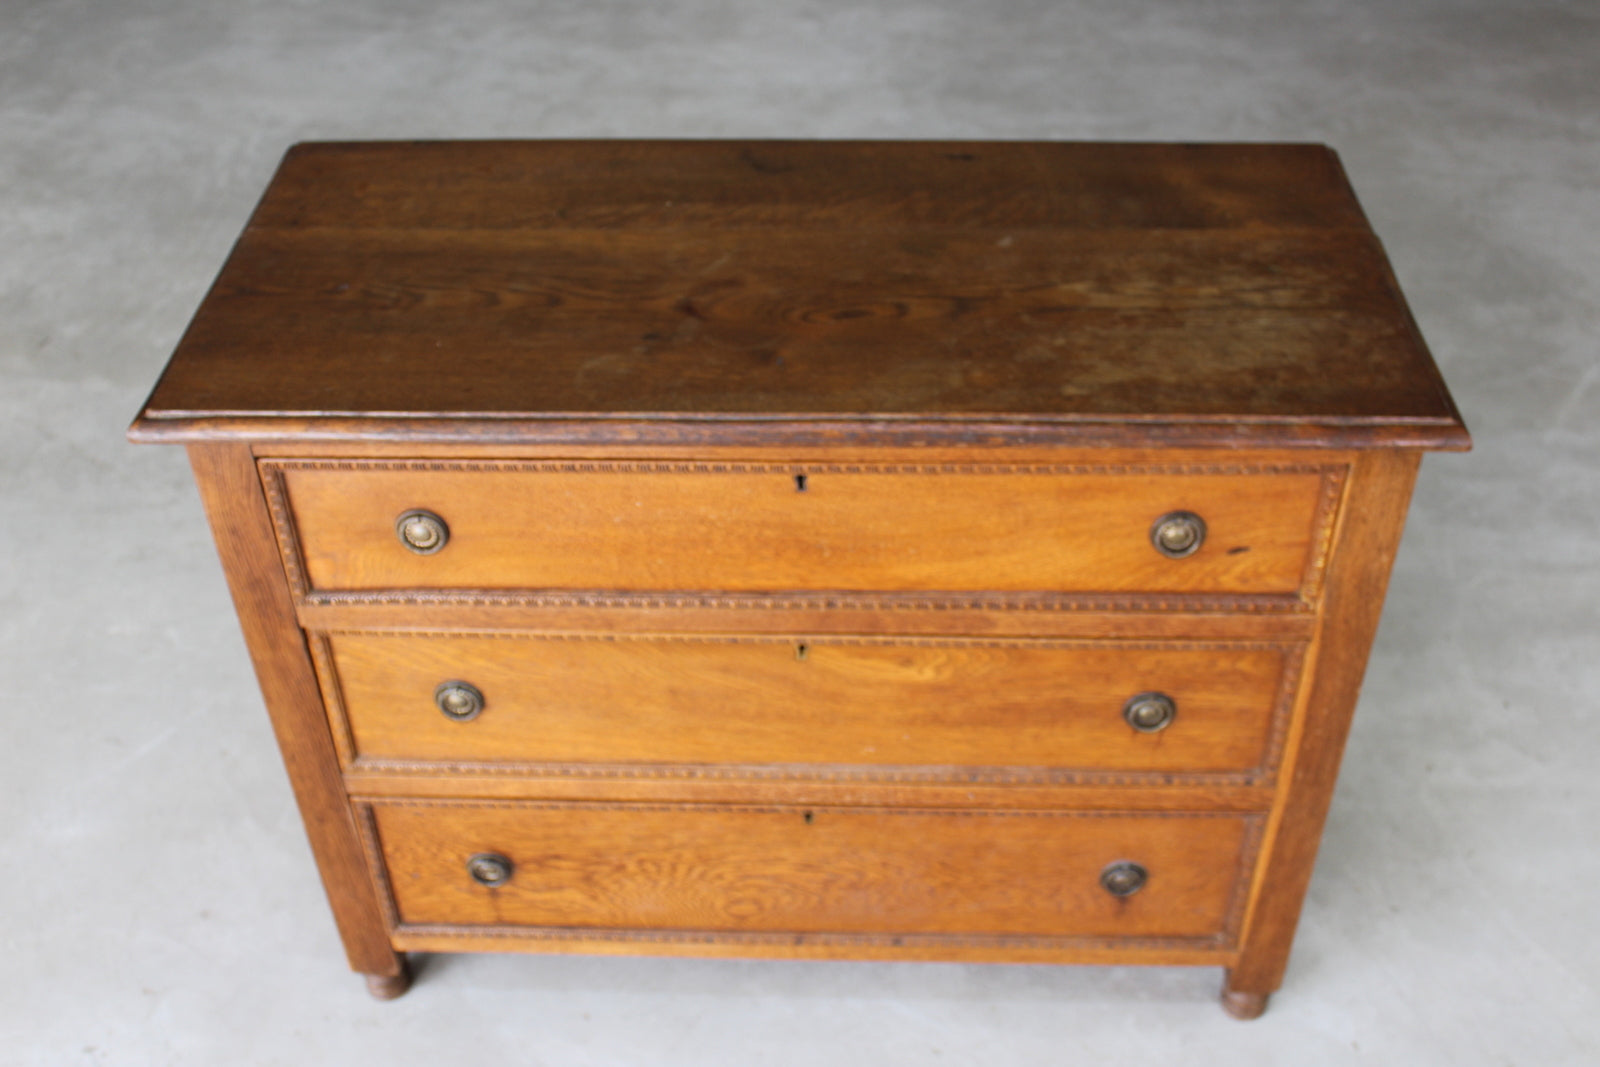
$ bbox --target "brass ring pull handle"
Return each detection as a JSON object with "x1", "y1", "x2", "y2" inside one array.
[
  {"x1": 1150, "y1": 510, "x2": 1205, "y2": 558},
  {"x1": 395, "y1": 509, "x2": 449, "y2": 554},
  {"x1": 1100, "y1": 861, "x2": 1148, "y2": 898},
  {"x1": 435, "y1": 681, "x2": 484, "y2": 722},
  {"x1": 467, "y1": 852, "x2": 513, "y2": 887},
  {"x1": 1122, "y1": 692, "x2": 1176, "y2": 733}
]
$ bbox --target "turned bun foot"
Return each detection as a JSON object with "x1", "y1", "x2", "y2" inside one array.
[
  {"x1": 364, "y1": 958, "x2": 413, "y2": 1000},
  {"x1": 1220, "y1": 988, "x2": 1269, "y2": 1020}
]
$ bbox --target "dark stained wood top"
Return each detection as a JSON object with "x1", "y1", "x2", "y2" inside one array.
[{"x1": 130, "y1": 140, "x2": 1469, "y2": 449}]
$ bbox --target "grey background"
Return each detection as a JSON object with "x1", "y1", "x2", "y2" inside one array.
[{"x1": 3, "y1": 1, "x2": 1596, "y2": 1063}]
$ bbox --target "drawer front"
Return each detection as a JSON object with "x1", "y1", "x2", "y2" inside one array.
[
  {"x1": 368, "y1": 801, "x2": 1258, "y2": 942},
  {"x1": 324, "y1": 633, "x2": 1295, "y2": 778},
  {"x1": 270, "y1": 460, "x2": 1336, "y2": 596}
]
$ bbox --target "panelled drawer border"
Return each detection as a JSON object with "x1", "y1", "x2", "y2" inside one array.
[
  {"x1": 302, "y1": 587, "x2": 1317, "y2": 617},
  {"x1": 352, "y1": 800, "x2": 1266, "y2": 954},
  {"x1": 311, "y1": 631, "x2": 1306, "y2": 789},
  {"x1": 260, "y1": 458, "x2": 1347, "y2": 610}
]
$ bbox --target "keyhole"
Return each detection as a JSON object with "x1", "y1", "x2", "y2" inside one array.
[
  {"x1": 795, "y1": 642, "x2": 809, "y2": 661},
  {"x1": 794, "y1": 473, "x2": 807, "y2": 492},
  {"x1": 803, "y1": 811, "x2": 815, "y2": 825}
]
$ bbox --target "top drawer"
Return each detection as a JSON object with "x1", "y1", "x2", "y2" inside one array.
[{"x1": 264, "y1": 460, "x2": 1340, "y2": 597}]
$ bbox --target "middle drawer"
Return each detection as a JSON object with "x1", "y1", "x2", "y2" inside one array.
[{"x1": 320, "y1": 633, "x2": 1297, "y2": 778}]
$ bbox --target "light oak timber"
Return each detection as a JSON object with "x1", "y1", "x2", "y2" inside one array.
[
  {"x1": 387, "y1": 929, "x2": 1239, "y2": 967},
  {"x1": 270, "y1": 460, "x2": 1335, "y2": 597},
  {"x1": 364, "y1": 964, "x2": 413, "y2": 1001},
  {"x1": 343, "y1": 773, "x2": 1278, "y2": 811},
  {"x1": 363, "y1": 801, "x2": 1261, "y2": 942},
  {"x1": 185, "y1": 443, "x2": 403, "y2": 986},
  {"x1": 131, "y1": 141, "x2": 1470, "y2": 1012},
  {"x1": 322, "y1": 632, "x2": 1297, "y2": 777},
  {"x1": 296, "y1": 599, "x2": 1319, "y2": 642},
  {"x1": 240, "y1": 442, "x2": 1397, "y2": 464},
  {"x1": 1223, "y1": 449, "x2": 1424, "y2": 1013},
  {"x1": 1221, "y1": 989, "x2": 1269, "y2": 1021}
]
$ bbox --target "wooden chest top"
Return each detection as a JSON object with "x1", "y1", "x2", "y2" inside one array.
[{"x1": 130, "y1": 140, "x2": 1467, "y2": 451}]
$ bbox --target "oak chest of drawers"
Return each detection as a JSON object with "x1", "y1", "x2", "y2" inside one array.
[{"x1": 130, "y1": 140, "x2": 1468, "y2": 1017}]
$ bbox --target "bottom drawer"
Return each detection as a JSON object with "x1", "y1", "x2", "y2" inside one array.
[{"x1": 365, "y1": 801, "x2": 1260, "y2": 946}]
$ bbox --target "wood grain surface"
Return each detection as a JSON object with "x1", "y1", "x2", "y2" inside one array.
[
  {"x1": 1226, "y1": 450, "x2": 1423, "y2": 1003},
  {"x1": 370, "y1": 800, "x2": 1255, "y2": 940},
  {"x1": 326, "y1": 632, "x2": 1293, "y2": 775},
  {"x1": 185, "y1": 444, "x2": 403, "y2": 981},
  {"x1": 128, "y1": 141, "x2": 1470, "y2": 1010},
  {"x1": 276, "y1": 461, "x2": 1331, "y2": 595},
  {"x1": 129, "y1": 141, "x2": 1469, "y2": 450}
]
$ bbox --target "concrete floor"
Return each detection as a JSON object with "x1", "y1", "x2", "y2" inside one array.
[{"x1": 3, "y1": 0, "x2": 1597, "y2": 1062}]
